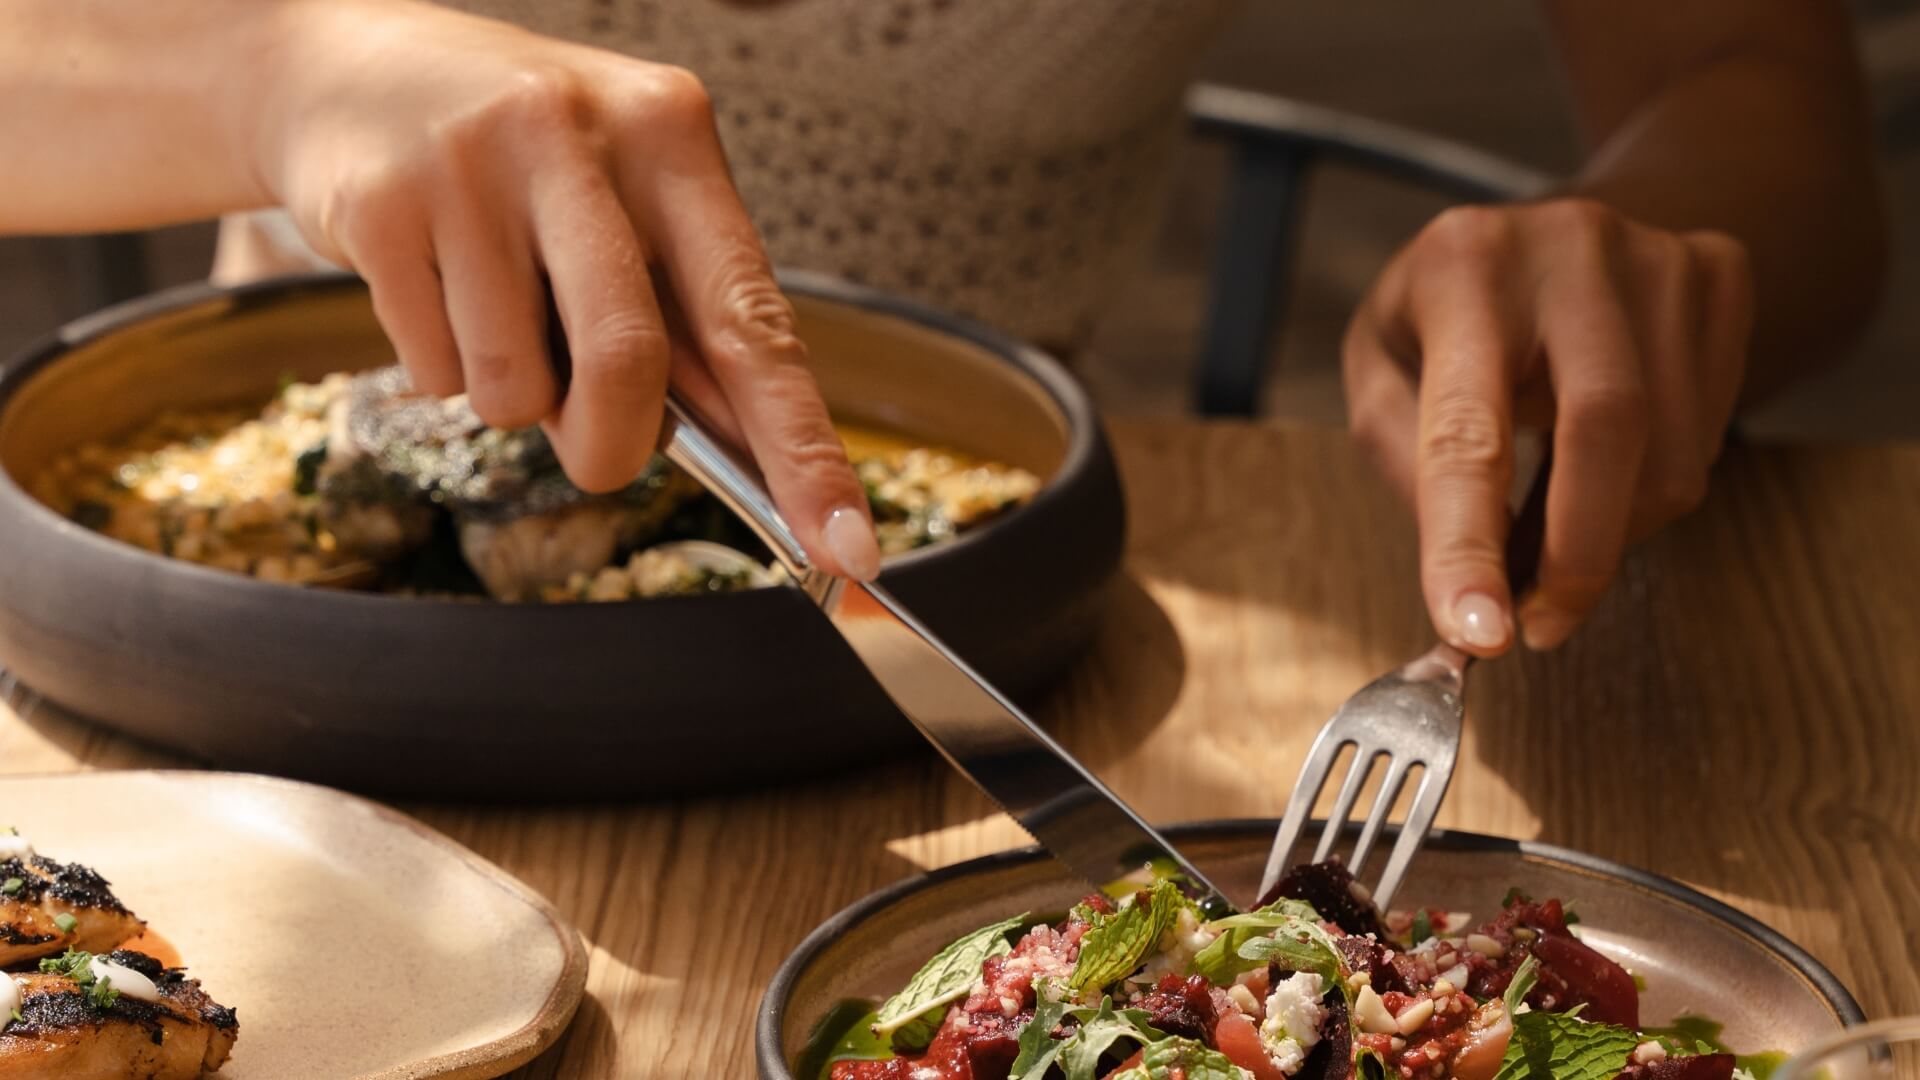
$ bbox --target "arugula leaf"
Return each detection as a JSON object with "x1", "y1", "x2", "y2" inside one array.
[
  {"x1": 1492, "y1": 1009, "x2": 1640, "y2": 1080},
  {"x1": 1060, "y1": 998, "x2": 1164, "y2": 1080},
  {"x1": 1108, "y1": 1036, "x2": 1247, "y2": 1080},
  {"x1": 1009, "y1": 996, "x2": 1073, "y2": 1079},
  {"x1": 1071, "y1": 881, "x2": 1187, "y2": 992},
  {"x1": 1504, "y1": 954, "x2": 1540, "y2": 1015},
  {"x1": 872, "y1": 913, "x2": 1026, "y2": 1051},
  {"x1": 1235, "y1": 914, "x2": 1345, "y2": 988},
  {"x1": 1411, "y1": 909, "x2": 1434, "y2": 944},
  {"x1": 1189, "y1": 898, "x2": 1322, "y2": 984}
]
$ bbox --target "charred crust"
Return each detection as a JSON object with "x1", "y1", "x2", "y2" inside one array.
[
  {"x1": 0, "y1": 923, "x2": 56, "y2": 947},
  {"x1": 33, "y1": 857, "x2": 130, "y2": 914},
  {"x1": 0, "y1": 857, "x2": 48, "y2": 902},
  {"x1": 107, "y1": 950, "x2": 165, "y2": 980},
  {"x1": 199, "y1": 1001, "x2": 239, "y2": 1030}
]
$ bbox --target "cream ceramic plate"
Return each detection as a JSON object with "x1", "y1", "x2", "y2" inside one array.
[{"x1": 2, "y1": 771, "x2": 587, "y2": 1079}]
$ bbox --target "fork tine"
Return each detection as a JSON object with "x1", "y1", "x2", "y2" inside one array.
[
  {"x1": 1346, "y1": 758, "x2": 1413, "y2": 877},
  {"x1": 1372, "y1": 764, "x2": 1449, "y2": 911},
  {"x1": 1309, "y1": 746, "x2": 1378, "y2": 864},
  {"x1": 1258, "y1": 730, "x2": 1351, "y2": 900}
]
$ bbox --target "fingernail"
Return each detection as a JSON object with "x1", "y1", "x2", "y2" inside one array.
[
  {"x1": 1520, "y1": 605, "x2": 1577, "y2": 651},
  {"x1": 824, "y1": 506, "x2": 881, "y2": 582},
  {"x1": 1451, "y1": 592, "x2": 1509, "y2": 650}
]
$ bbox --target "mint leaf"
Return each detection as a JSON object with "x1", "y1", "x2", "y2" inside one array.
[
  {"x1": 1109, "y1": 1036, "x2": 1246, "y2": 1080},
  {"x1": 1235, "y1": 914, "x2": 1345, "y2": 988},
  {"x1": 1071, "y1": 881, "x2": 1187, "y2": 992},
  {"x1": 1492, "y1": 1009, "x2": 1640, "y2": 1080},
  {"x1": 872, "y1": 913, "x2": 1026, "y2": 1051},
  {"x1": 1189, "y1": 898, "x2": 1322, "y2": 984}
]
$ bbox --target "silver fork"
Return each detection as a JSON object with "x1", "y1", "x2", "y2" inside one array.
[{"x1": 1256, "y1": 453, "x2": 1550, "y2": 911}]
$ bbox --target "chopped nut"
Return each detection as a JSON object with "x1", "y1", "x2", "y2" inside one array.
[
  {"x1": 1513, "y1": 927, "x2": 1538, "y2": 944},
  {"x1": 1354, "y1": 985, "x2": 1400, "y2": 1035},
  {"x1": 1227, "y1": 983, "x2": 1260, "y2": 1017},
  {"x1": 1466, "y1": 933, "x2": 1506, "y2": 958},
  {"x1": 1431, "y1": 978, "x2": 1456, "y2": 998},
  {"x1": 1347, "y1": 970, "x2": 1373, "y2": 990},
  {"x1": 1396, "y1": 997, "x2": 1436, "y2": 1035}
]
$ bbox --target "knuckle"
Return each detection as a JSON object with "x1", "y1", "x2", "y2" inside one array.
[
  {"x1": 498, "y1": 67, "x2": 591, "y2": 130},
  {"x1": 629, "y1": 64, "x2": 713, "y2": 128},
  {"x1": 1421, "y1": 395, "x2": 1506, "y2": 472},
  {"x1": 1420, "y1": 205, "x2": 1516, "y2": 264},
  {"x1": 576, "y1": 316, "x2": 671, "y2": 389},
  {"x1": 705, "y1": 274, "x2": 806, "y2": 372},
  {"x1": 1561, "y1": 380, "x2": 1650, "y2": 445},
  {"x1": 1651, "y1": 465, "x2": 1709, "y2": 519}
]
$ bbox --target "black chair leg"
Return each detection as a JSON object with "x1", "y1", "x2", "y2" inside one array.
[
  {"x1": 79, "y1": 233, "x2": 153, "y2": 309},
  {"x1": 1194, "y1": 143, "x2": 1308, "y2": 417}
]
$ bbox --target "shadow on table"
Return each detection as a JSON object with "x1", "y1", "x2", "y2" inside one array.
[
  {"x1": 1035, "y1": 570, "x2": 1187, "y2": 771},
  {"x1": 501, "y1": 992, "x2": 615, "y2": 1079}
]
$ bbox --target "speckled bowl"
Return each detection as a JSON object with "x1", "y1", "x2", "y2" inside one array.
[
  {"x1": 0, "y1": 271, "x2": 1124, "y2": 798},
  {"x1": 758, "y1": 822, "x2": 1863, "y2": 1079}
]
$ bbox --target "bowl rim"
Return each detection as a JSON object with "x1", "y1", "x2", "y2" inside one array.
[
  {"x1": 0, "y1": 268, "x2": 1100, "y2": 611},
  {"x1": 754, "y1": 818, "x2": 1867, "y2": 1079}
]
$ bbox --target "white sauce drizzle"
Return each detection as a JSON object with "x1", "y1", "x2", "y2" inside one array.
[
  {"x1": 89, "y1": 957, "x2": 160, "y2": 1005},
  {"x1": 0, "y1": 832, "x2": 32, "y2": 861}
]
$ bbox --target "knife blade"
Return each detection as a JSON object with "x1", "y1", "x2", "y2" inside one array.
[{"x1": 656, "y1": 394, "x2": 1234, "y2": 911}]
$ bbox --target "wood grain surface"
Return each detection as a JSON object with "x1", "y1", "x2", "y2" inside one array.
[{"x1": 4, "y1": 419, "x2": 1917, "y2": 1078}]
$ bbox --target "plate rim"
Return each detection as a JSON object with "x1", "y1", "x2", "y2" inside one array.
[
  {"x1": 0, "y1": 768, "x2": 590, "y2": 1080},
  {"x1": 755, "y1": 818, "x2": 1866, "y2": 1079}
]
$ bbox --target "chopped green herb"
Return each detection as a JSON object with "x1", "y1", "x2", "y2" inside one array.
[
  {"x1": 52, "y1": 913, "x2": 77, "y2": 934},
  {"x1": 1, "y1": 877, "x2": 22, "y2": 896},
  {"x1": 8, "y1": 1008, "x2": 20, "y2": 1024},
  {"x1": 1502, "y1": 886, "x2": 1532, "y2": 907},
  {"x1": 36, "y1": 949, "x2": 119, "y2": 1010},
  {"x1": 1189, "y1": 897, "x2": 1323, "y2": 984}
]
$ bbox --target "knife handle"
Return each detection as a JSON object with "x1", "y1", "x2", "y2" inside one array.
[{"x1": 658, "y1": 395, "x2": 824, "y2": 586}]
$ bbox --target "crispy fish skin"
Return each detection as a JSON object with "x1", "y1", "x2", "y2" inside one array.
[
  {"x1": 0, "y1": 858, "x2": 141, "y2": 969},
  {"x1": 0, "y1": 951, "x2": 238, "y2": 1079}
]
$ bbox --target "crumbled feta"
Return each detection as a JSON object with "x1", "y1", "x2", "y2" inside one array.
[
  {"x1": 1260, "y1": 972, "x2": 1328, "y2": 1076},
  {"x1": 1633, "y1": 1041, "x2": 1669, "y2": 1065},
  {"x1": 1140, "y1": 907, "x2": 1218, "y2": 982}
]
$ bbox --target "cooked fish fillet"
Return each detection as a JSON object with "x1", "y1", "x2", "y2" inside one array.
[
  {"x1": 0, "y1": 858, "x2": 142, "y2": 969},
  {"x1": 0, "y1": 951, "x2": 237, "y2": 1079}
]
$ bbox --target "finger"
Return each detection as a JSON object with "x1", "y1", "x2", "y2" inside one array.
[
  {"x1": 328, "y1": 185, "x2": 464, "y2": 398},
  {"x1": 624, "y1": 112, "x2": 878, "y2": 580},
  {"x1": 1622, "y1": 229, "x2": 1707, "y2": 543},
  {"x1": 1684, "y1": 230, "x2": 1753, "y2": 459},
  {"x1": 531, "y1": 159, "x2": 669, "y2": 494},
  {"x1": 432, "y1": 179, "x2": 559, "y2": 430},
  {"x1": 1521, "y1": 259, "x2": 1650, "y2": 651},
  {"x1": 657, "y1": 289, "x2": 749, "y2": 449},
  {"x1": 1405, "y1": 254, "x2": 1531, "y2": 658},
  {"x1": 1342, "y1": 312, "x2": 1420, "y2": 507}
]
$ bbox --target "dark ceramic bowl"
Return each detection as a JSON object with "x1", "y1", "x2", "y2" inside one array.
[
  {"x1": 759, "y1": 821, "x2": 1864, "y2": 1079},
  {"x1": 0, "y1": 271, "x2": 1124, "y2": 798}
]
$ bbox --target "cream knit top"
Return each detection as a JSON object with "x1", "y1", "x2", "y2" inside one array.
[{"x1": 226, "y1": 1, "x2": 1239, "y2": 348}]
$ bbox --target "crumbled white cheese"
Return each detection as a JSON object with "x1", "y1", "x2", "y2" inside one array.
[
  {"x1": 1260, "y1": 972, "x2": 1327, "y2": 1075},
  {"x1": 0, "y1": 831, "x2": 31, "y2": 861},
  {"x1": 1633, "y1": 1040, "x2": 1669, "y2": 1065},
  {"x1": 1140, "y1": 907, "x2": 1218, "y2": 983}
]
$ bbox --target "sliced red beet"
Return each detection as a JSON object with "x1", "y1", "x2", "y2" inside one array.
[
  {"x1": 1292, "y1": 987, "x2": 1355, "y2": 1080},
  {"x1": 1530, "y1": 933, "x2": 1640, "y2": 1029},
  {"x1": 1334, "y1": 934, "x2": 1413, "y2": 995},
  {"x1": 1257, "y1": 861, "x2": 1390, "y2": 939},
  {"x1": 1137, "y1": 973, "x2": 1219, "y2": 1041}
]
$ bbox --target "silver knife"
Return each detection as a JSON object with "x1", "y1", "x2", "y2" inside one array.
[{"x1": 660, "y1": 394, "x2": 1234, "y2": 912}]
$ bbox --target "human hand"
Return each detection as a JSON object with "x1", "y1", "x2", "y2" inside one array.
[
  {"x1": 1343, "y1": 199, "x2": 1753, "y2": 655},
  {"x1": 251, "y1": 0, "x2": 879, "y2": 578}
]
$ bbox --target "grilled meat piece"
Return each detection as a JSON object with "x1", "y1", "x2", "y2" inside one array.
[
  {"x1": 0, "y1": 950, "x2": 238, "y2": 1079},
  {"x1": 319, "y1": 367, "x2": 702, "y2": 599},
  {"x1": 0, "y1": 858, "x2": 141, "y2": 969}
]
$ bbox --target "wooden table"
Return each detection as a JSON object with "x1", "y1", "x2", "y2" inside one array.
[{"x1": 4, "y1": 419, "x2": 1918, "y2": 1077}]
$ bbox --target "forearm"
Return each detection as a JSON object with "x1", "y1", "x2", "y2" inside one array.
[
  {"x1": 0, "y1": 1, "x2": 304, "y2": 232},
  {"x1": 1556, "y1": 46, "x2": 1885, "y2": 402}
]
